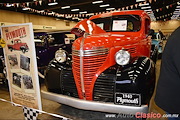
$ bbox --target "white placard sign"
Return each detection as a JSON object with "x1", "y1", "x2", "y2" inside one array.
[
  {"x1": 0, "y1": 23, "x2": 42, "y2": 110},
  {"x1": 112, "y1": 20, "x2": 127, "y2": 31}
]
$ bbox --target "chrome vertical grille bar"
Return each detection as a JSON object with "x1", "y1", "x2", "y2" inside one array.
[{"x1": 79, "y1": 33, "x2": 89, "y2": 100}]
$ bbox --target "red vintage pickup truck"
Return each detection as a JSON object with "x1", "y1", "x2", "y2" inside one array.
[
  {"x1": 7, "y1": 39, "x2": 29, "y2": 53},
  {"x1": 42, "y1": 10, "x2": 156, "y2": 114}
]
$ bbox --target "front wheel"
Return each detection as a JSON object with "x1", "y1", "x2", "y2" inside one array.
[
  {"x1": 9, "y1": 47, "x2": 13, "y2": 52},
  {"x1": 22, "y1": 49, "x2": 26, "y2": 53}
]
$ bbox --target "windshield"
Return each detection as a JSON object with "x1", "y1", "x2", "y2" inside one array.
[{"x1": 91, "y1": 15, "x2": 141, "y2": 32}]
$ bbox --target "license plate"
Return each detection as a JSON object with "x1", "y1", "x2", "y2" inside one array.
[{"x1": 115, "y1": 93, "x2": 141, "y2": 106}]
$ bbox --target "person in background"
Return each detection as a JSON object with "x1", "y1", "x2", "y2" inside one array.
[
  {"x1": 158, "y1": 29, "x2": 165, "y2": 40},
  {"x1": 149, "y1": 29, "x2": 156, "y2": 39},
  {"x1": 154, "y1": 26, "x2": 180, "y2": 120}
]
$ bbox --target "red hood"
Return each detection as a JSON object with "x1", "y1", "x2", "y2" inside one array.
[
  {"x1": 71, "y1": 19, "x2": 106, "y2": 37},
  {"x1": 73, "y1": 33, "x2": 140, "y2": 50}
]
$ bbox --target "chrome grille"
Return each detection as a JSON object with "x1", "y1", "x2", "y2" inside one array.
[
  {"x1": 72, "y1": 48, "x2": 109, "y2": 100},
  {"x1": 72, "y1": 48, "x2": 109, "y2": 56},
  {"x1": 125, "y1": 47, "x2": 136, "y2": 56}
]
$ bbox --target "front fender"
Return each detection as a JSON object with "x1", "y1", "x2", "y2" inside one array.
[
  {"x1": 44, "y1": 59, "x2": 78, "y2": 97},
  {"x1": 94, "y1": 57, "x2": 155, "y2": 104},
  {"x1": 115, "y1": 57, "x2": 156, "y2": 104}
]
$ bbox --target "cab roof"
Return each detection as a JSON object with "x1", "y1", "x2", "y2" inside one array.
[{"x1": 89, "y1": 10, "x2": 149, "y2": 20}]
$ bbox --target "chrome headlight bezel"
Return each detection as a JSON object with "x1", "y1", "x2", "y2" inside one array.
[
  {"x1": 55, "y1": 49, "x2": 67, "y2": 63},
  {"x1": 115, "y1": 49, "x2": 130, "y2": 66}
]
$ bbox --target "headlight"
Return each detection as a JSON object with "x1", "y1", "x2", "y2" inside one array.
[
  {"x1": 115, "y1": 49, "x2": 130, "y2": 65},
  {"x1": 55, "y1": 49, "x2": 67, "y2": 63}
]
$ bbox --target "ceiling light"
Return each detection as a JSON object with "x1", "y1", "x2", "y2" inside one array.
[
  {"x1": 100, "y1": 4, "x2": 109, "y2": 7},
  {"x1": 92, "y1": 1, "x2": 103, "y2": 4},
  {"x1": 86, "y1": 13, "x2": 94, "y2": 16},
  {"x1": 106, "y1": 8, "x2": 115, "y2": 11},
  {"x1": 71, "y1": 9, "x2": 79, "y2": 11},
  {"x1": 141, "y1": 6, "x2": 151, "y2": 9},
  {"x1": 48, "y1": 12, "x2": 55, "y2": 15},
  {"x1": 22, "y1": 7, "x2": 30, "y2": 10},
  {"x1": 173, "y1": 12, "x2": 180, "y2": 15},
  {"x1": 6, "y1": 3, "x2": 13, "y2": 7},
  {"x1": 80, "y1": 11, "x2": 87, "y2": 14},
  {"x1": 61, "y1": 6, "x2": 70, "y2": 9},
  {"x1": 65, "y1": 16, "x2": 72, "y2": 18},
  {"x1": 48, "y1": 2, "x2": 58, "y2": 6},
  {"x1": 139, "y1": 3, "x2": 150, "y2": 6},
  {"x1": 72, "y1": 17, "x2": 79, "y2": 20},
  {"x1": 136, "y1": 0, "x2": 145, "y2": 2}
]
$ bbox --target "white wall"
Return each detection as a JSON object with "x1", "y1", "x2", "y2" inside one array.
[
  {"x1": 0, "y1": 10, "x2": 77, "y2": 32},
  {"x1": 151, "y1": 20, "x2": 180, "y2": 35}
]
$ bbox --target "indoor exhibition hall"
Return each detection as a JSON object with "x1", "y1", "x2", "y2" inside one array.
[{"x1": 0, "y1": 0, "x2": 180, "y2": 120}]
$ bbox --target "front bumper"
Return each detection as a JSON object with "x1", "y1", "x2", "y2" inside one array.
[{"x1": 41, "y1": 90, "x2": 148, "y2": 114}]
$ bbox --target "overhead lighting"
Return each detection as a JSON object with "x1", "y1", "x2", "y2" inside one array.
[
  {"x1": 71, "y1": 9, "x2": 79, "y2": 11},
  {"x1": 22, "y1": 7, "x2": 30, "y2": 10},
  {"x1": 48, "y1": 12, "x2": 55, "y2": 15},
  {"x1": 65, "y1": 16, "x2": 72, "y2": 18},
  {"x1": 141, "y1": 6, "x2": 151, "y2": 9},
  {"x1": 56, "y1": 14, "x2": 63, "y2": 17},
  {"x1": 61, "y1": 6, "x2": 70, "y2": 9},
  {"x1": 100, "y1": 4, "x2": 109, "y2": 7},
  {"x1": 39, "y1": 10, "x2": 44, "y2": 12},
  {"x1": 139, "y1": 3, "x2": 150, "y2": 6},
  {"x1": 136, "y1": 0, "x2": 145, "y2": 2},
  {"x1": 86, "y1": 13, "x2": 94, "y2": 16},
  {"x1": 48, "y1": 2, "x2": 58, "y2": 6},
  {"x1": 174, "y1": 10, "x2": 180, "y2": 13},
  {"x1": 92, "y1": 0, "x2": 103, "y2": 4},
  {"x1": 173, "y1": 12, "x2": 180, "y2": 15},
  {"x1": 106, "y1": 8, "x2": 115, "y2": 11},
  {"x1": 72, "y1": 17, "x2": 79, "y2": 20},
  {"x1": 6, "y1": 3, "x2": 13, "y2": 7},
  {"x1": 79, "y1": 11, "x2": 87, "y2": 14}
]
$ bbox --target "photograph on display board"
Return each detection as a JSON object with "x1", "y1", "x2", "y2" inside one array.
[
  {"x1": 7, "y1": 39, "x2": 29, "y2": 54},
  {"x1": 12, "y1": 73, "x2": 21, "y2": 88},
  {"x1": 8, "y1": 54, "x2": 19, "y2": 69},
  {"x1": 20, "y1": 54, "x2": 30, "y2": 71},
  {"x1": 22, "y1": 75, "x2": 33, "y2": 90}
]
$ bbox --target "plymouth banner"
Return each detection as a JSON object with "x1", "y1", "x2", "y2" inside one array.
[{"x1": 0, "y1": 23, "x2": 42, "y2": 110}]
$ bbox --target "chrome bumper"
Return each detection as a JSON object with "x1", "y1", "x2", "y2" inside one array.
[{"x1": 41, "y1": 90, "x2": 148, "y2": 114}]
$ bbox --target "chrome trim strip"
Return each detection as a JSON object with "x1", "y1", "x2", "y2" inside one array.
[
  {"x1": 41, "y1": 90, "x2": 148, "y2": 114},
  {"x1": 72, "y1": 48, "x2": 109, "y2": 56},
  {"x1": 80, "y1": 33, "x2": 88, "y2": 99}
]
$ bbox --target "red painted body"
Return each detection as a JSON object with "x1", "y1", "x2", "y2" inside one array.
[{"x1": 71, "y1": 10, "x2": 151, "y2": 100}]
